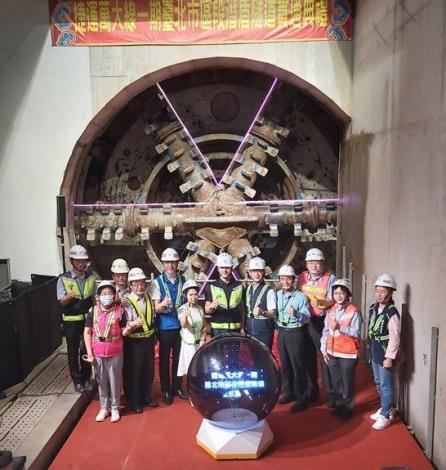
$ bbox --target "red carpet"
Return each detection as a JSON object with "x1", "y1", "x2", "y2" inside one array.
[{"x1": 51, "y1": 362, "x2": 432, "y2": 470}]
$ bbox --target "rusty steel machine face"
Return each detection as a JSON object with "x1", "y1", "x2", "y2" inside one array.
[{"x1": 71, "y1": 67, "x2": 342, "y2": 278}]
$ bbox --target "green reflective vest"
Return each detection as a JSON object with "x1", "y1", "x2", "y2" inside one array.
[
  {"x1": 210, "y1": 284, "x2": 243, "y2": 310},
  {"x1": 61, "y1": 275, "x2": 96, "y2": 299},
  {"x1": 127, "y1": 293, "x2": 155, "y2": 339},
  {"x1": 246, "y1": 284, "x2": 269, "y2": 318},
  {"x1": 61, "y1": 273, "x2": 96, "y2": 321},
  {"x1": 368, "y1": 304, "x2": 398, "y2": 343}
]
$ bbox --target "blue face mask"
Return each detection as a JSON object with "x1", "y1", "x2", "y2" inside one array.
[{"x1": 99, "y1": 294, "x2": 114, "y2": 307}]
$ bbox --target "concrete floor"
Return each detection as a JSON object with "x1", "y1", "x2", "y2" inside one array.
[{"x1": 0, "y1": 343, "x2": 82, "y2": 467}]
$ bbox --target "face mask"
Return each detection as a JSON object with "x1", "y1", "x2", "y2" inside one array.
[{"x1": 99, "y1": 294, "x2": 114, "y2": 307}]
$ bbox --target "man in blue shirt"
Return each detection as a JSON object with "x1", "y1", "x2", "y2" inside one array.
[
  {"x1": 276, "y1": 264, "x2": 311, "y2": 413},
  {"x1": 152, "y1": 248, "x2": 186, "y2": 405}
]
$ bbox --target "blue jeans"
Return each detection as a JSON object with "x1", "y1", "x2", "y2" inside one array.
[{"x1": 371, "y1": 360, "x2": 394, "y2": 418}]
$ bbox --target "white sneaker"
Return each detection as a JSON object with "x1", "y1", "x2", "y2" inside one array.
[
  {"x1": 370, "y1": 408, "x2": 383, "y2": 420},
  {"x1": 372, "y1": 415, "x2": 392, "y2": 430},
  {"x1": 111, "y1": 408, "x2": 120, "y2": 423},
  {"x1": 370, "y1": 407, "x2": 396, "y2": 421},
  {"x1": 95, "y1": 408, "x2": 110, "y2": 422}
]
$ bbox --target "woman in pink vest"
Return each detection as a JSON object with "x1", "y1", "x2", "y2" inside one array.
[
  {"x1": 320, "y1": 278, "x2": 362, "y2": 420},
  {"x1": 84, "y1": 281, "x2": 128, "y2": 423}
]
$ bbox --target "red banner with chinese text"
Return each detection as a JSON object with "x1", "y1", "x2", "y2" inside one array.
[{"x1": 49, "y1": 0, "x2": 352, "y2": 47}]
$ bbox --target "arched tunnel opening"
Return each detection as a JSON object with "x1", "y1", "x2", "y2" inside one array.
[{"x1": 62, "y1": 61, "x2": 346, "y2": 279}]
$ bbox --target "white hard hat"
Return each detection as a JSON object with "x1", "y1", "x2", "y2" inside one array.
[
  {"x1": 278, "y1": 265, "x2": 296, "y2": 277},
  {"x1": 216, "y1": 252, "x2": 233, "y2": 268},
  {"x1": 248, "y1": 257, "x2": 266, "y2": 271},
  {"x1": 374, "y1": 273, "x2": 397, "y2": 291},
  {"x1": 332, "y1": 278, "x2": 352, "y2": 295},
  {"x1": 97, "y1": 280, "x2": 116, "y2": 294},
  {"x1": 111, "y1": 258, "x2": 129, "y2": 273},
  {"x1": 69, "y1": 245, "x2": 89, "y2": 260},
  {"x1": 305, "y1": 248, "x2": 325, "y2": 261},
  {"x1": 182, "y1": 279, "x2": 199, "y2": 293},
  {"x1": 161, "y1": 248, "x2": 180, "y2": 262},
  {"x1": 128, "y1": 267, "x2": 147, "y2": 282}
]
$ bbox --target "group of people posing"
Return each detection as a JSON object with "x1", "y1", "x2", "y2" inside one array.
[{"x1": 57, "y1": 244, "x2": 400, "y2": 431}]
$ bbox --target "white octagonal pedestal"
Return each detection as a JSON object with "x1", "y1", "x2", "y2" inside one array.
[{"x1": 196, "y1": 418, "x2": 274, "y2": 460}]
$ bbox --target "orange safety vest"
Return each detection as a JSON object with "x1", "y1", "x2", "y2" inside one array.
[
  {"x1": 298, "y1": 271, "x2": 331, "y2": 317},
  {"x1": 326, "y1": 303, "x2": 360, "y2": 359}
]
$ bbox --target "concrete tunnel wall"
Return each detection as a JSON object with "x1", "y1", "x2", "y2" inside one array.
[{"x1": 339, "y1": 1, "x2": 446, "y2": 467}]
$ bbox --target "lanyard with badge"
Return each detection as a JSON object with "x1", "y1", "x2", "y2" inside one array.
[
  {"x1": 279, "y1": 291, "x2": 296, "y2": 325},
  {"x1": 186, "y1": 305, "x2": 202, "y2": 340},
  {"x1": 160, "y1": 275, "x2": 183, "y2": 312}
]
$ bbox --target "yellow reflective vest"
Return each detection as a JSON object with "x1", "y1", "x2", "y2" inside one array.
[
  {"x1": 210, "y1": 284, "x2": 243, "y2": 309},
  {"x1": 60, "y1": 273, "x2": 96, "y2": 321},
  {"x1": 127, "y1": 293, "x2": 155, "y2": 339},
  {"x1": 209, "y1": 281, "x2": 243, "y2": 331}
]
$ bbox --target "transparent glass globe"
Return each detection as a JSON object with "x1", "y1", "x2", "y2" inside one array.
[{"x1": 187, "y1": 333, "x2": 281, "y2": 430}]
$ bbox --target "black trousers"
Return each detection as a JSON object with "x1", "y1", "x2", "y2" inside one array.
[
  {"x1": 246, "y1": 318, "x2": 274, "y2": 350},
  {"x1": 63, "y1": 319, "x2": 91, "y2": 385},
  {"x1": 327, "y1": 356, "x2": 357, "y2": 410},
  {"x1": 306, "y1": 316, "x2": 335, "y2": 402},
  {"x1": 211, "y1": 327, "x2": 239, "y2": 337},
  {"x1": 158, "y1": 329, "x2": 181, "y2": 393},
  {"x1": 124, "y1": 335, "x2": 155, "y2": 409},
  {"x1": 249, "y1": 332, "x2": 273, "y2": 350},
  {"x1": 278, "y1": 327, "x2": 307, "y2": 402}
]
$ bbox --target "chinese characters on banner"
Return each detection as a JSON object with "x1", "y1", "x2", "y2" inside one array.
[{"x1": 49, "y1": 0, "x2": 352, "y2": 46}]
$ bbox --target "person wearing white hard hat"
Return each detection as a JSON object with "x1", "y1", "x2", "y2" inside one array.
[
  {"x1": 204, "y1": 251, "x2": 245, "y2": 337},
  {"x1": 111, "y1": 258, "x2": 130, "y2": 306},
  {"x1": 176, "y1": 280, "x2": 207, "y2": 393},
  {"x1": 276, "y1": 264, "x2": 311, "y2": 413},
  {"x1": 152, "y1": 248, "x2": 187, "y2": 405},
  {"x1": 298, "y1": 247, "x2": 336, "y2": 406},
  {"x1": 244, "y1": 257, "x2": 276, "y2": 349},
  {"x1": 83, "y1": 281, "x2": 128, "y2": 423},
  {"x1": 123, "y1": 267, "x2": 158, "y2": 413},
  {"x1": 368, "y1": 273, "x2": 400, "y2": 431},
  {"x1": 320, "y1": 279, "x2": 362, "y2": 421},
  {"x1": 56, "y1": 245, "x2": 96, "y2": 393}
]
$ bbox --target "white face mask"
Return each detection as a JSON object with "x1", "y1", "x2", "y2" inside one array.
[{"x1": 99, "y1": 294, "x2": 114, "y2": 307}]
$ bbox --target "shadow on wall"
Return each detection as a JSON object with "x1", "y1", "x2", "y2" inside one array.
[
  {"x1": 396, "y1": 283, "x2": 415, "y2": 424},
  {"x1": 0, "y1": 1, "x2": 48, "y2": 168},
  {"x1": 337, "y1": 131, "x2": 374, "y2": 304}
]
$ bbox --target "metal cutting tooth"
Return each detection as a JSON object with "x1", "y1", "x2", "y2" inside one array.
[
  {"x1": 253, "y1": 165, "x2": 268, "y2": 176},
  {"x1": 101, "y1": 227, "x2": 111, "y2": 241},
  {"x1": 115, "y1": 227, "x2": 124, "y2": 240},
  {"x1": 294, "y1": 223, "x2": 302, "y2": 237},
  {"x1": 141, "y1": 227, "x2": 150, "y2": 240},
  {"x1": 173, "y1": 148, "x2": 184, "y2": 158},
  {"x1": 269, "y1": 223, "x2": 278, "y2": 237},
  {"x1": 155, "y1": 143, "x2": 168, "y2": 154},
  {"x1": 86, "y1": 228, "x2": 96, "y2": 241},
  {"x1": 164, "y1": 226, "x2": 173, "y2": 240},
  {"x1": 167, "y1": 161, "x2": 180, "y2": 172}
]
